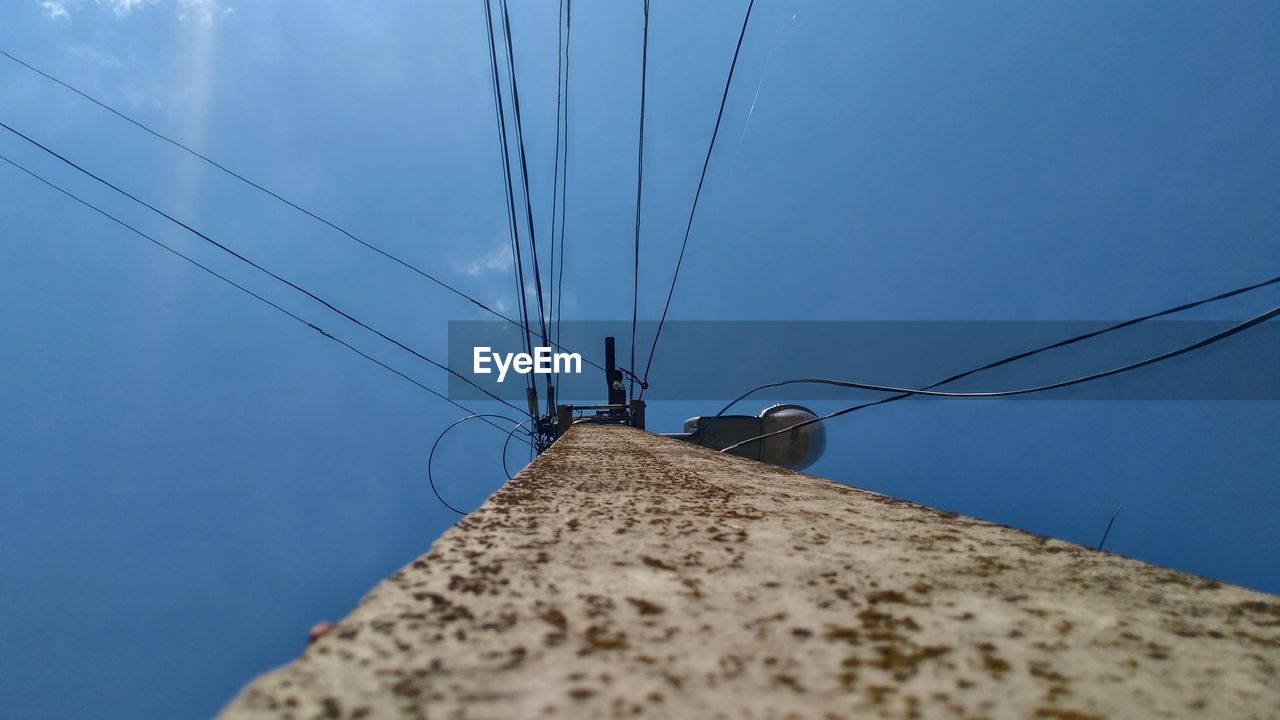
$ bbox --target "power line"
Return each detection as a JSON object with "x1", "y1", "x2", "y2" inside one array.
[
  {"x1": 483, "y1": 0, "x2": 539, "y2": 416},
  {"x1": 545, "y1": 0, "x2": 569, "y2": 407},
  {"x1": 552, "y1": 0, "x2": 574, "y2": 394},
  {"x1": 639, "y1": 0, "x2": 757, "y2": 397},
  {"x1": 723, "y1": 307, "x2": 1278, "y2": 398},
  {"x1": 0, "y1": 119, "x2": 526, "y2": 416},
  {"x1": 1097, "y1": 505, "x2": 1124, "y2": 552},
  {"x1": 497, "y1": 0, "x2": 557, "y2": 420},
  {"x1": 0, "y1": 152, "x2": 526, "y2": 442},
  {"x1": 694, "y1": 272, "x2": 1280, "y2": 440},
  {"x1": 427, "y1": 413, "x2": 532, "y2": 515},
  {"x1": 0, "y1": 46, "x2": 608, "y2": 376},
  {"x1": 717, "y1": 303, "x2": 1280, "y2": 453},
  {"x1": 498, "y1": 0, "x2": 551, "y2": 351},
  {"x1": 0, "y1": 47, "x2": 514, "y2": 331},
  {"x1": 630, "y1": 0, "x2": 651, "y2": 399},
  {"x1": 548, "y1": 0, "x2": 566, "y2": 350}
]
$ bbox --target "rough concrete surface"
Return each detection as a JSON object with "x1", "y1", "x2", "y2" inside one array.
[{"x1": 220, "y1": 425, "x2": 1279, "y2": 719}]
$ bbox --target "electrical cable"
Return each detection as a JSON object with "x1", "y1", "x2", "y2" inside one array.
[
  {"x1": 427, "y1": 413, "x2": 531, "y2": 515},
  {"x1": 717, "y1": 305, "x2": 1280, "y2": 453},
  {"x1": 0, "y1": 119, "x2": 525, "y2": 415},
  {"x1": 0, "y1": 48, "x2": 518, "y2": 334},
  {"x1": 0, "y1": 47, "x2": 608, "y2": 376},
  {"x1": 1097, "y1": 504, "x2": 1124, "y2": 551},
  {"x1": 483, "y1": 0, "x2": 540, "y2": 416},
  {"x1": 548, "y1": 0, "x2": 566, "y2": 354},
  {"x1": 0, "y1": 153, "x2": 527, "y2": 442},
  {"x1": 630, "y1": 0, "x2": 651, "y2": 399},
  {"x1": 545, "y1": 0, "x2": 568, "y2": 418},
  {"x1": 553, "y1": 0, "x2": 573, "y2": 394},
  {"x1": 690, "y1": 273, "x2": 1280, "y2": 443},
  {"x1": 639, "y1": 0, "x2": 757, "y2": 398},
  {"x1": 501, "y1": 418, "x2": 534, "y2": 479},
  {"x1": 498, "y1": 0, "x2": 551, "y2": 351},
  {"x1": 497, "y1": 0, "x2": 557, "y2": 424}
]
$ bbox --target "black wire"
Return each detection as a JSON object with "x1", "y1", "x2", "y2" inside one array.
[
  {"x1": 427, "y1": 413, "x2": 531, "y2": 515},
  {"x1": 692, "y1": 273, "x2": 1280, "y2": 444},
  {"x1": 483, "y1": 0, "x2": 539, "y2": 415},
  {"x1": 499, "y1": 0, "x2": 551, "y2": 351},
  {"x1": 553, "y1": 0, "x2": 573, "y2": 389},
  {"x1": 0, "y1": 48, "x2": 519, "y2": 333},
  {"x1": 639, "y1": 0, "x2": 756, "y2": 397},
  {"x1": 0, "y1": 46, "x2": 609, "y2": 377},
  {"x1": 0, "y1": 153, "x2": 528, "y2": 442},
  {"x1": 548, "y1": 0, "x2": 566, "y2": 354},
  {"x1": 547, "y1": 0, "x2": 568, "y2": 397},
  {"x1": 0, "y1": 119, "x2": 525, "y2": 415},
  {"x1": 498, "y1": 0, "x2": 557, "y2": 423},
  {"x1": 1097, "y1": 504, "x2": 1124, "y2": 551},
  {"x1": 545, "y1": 0, "x2": 568, "y2": 417},
  {"x1": 630, "y1": 0, "x2": 651, "y2": 400},
  {"x1": 484, "y1": 0, "x2": 534, "y2": 365},
  {"x1": 718, "y1": 305, "x2": 1280, "y2": 453},
  {"x1": 501, "y1": 418, "x2": 534, "y2": 479}
]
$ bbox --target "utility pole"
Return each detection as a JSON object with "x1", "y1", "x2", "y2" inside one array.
[{"x1": 220, "y1": 424, "x2": 1280, "y2": 719}]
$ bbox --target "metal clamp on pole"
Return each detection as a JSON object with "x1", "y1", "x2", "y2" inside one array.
[{"x1": 554, "y1": 337, "x2": 646, "y2": 437}]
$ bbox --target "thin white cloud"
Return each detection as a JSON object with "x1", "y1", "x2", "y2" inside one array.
[
  {"x1": 39, "y1": 1, "x2": 69, "y2": 18},
  {"x1": 36, "y1": 0, "x2": 232, "y2": 23},
  {"x1": 68, "y1": 45, "x2": 123, "y2": 68},
  {"x1": 176, "y1": 0, "x2": 232, "y2": 24},
  {"x1": 110, "y1": 0, "x2": 155, "y2": 16},
  {"x1": 462, "y1": 245, "x2": 515, "y2": 277}
]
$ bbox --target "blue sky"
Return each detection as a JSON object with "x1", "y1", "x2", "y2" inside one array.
[{"x1": 1, "y1": 1, "x2": 1278, "y2": 717}]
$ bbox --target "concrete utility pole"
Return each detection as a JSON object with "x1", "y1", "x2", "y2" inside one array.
[{"x1": 221, "y1": 425, "x2": 1279, "y2": 719}]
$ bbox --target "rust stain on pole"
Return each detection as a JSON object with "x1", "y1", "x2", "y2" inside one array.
[{"x1": 220, "y1": 425, "x2": 1279, "y2": 719}]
